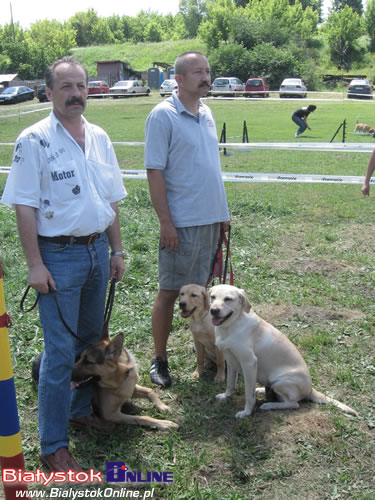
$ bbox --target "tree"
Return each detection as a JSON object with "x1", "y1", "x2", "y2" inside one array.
[
  {"x1": 324, "y1": 5, "x2": 363, "y2": 68},
  {"x1": 0, "y1": 23, "x2": 34, "y2": 78},
  {"x1": 179, "y1": 0, "x2": 207, "y2": 37},
  {"x1": 331, "y1": 0, "x2": 363, "y2": 16},
  {"x1": 198, "y1": 0, "x2": 235, "y2": 49},
  {"x1": 365, "y1": 0, "x2": 375, "y2": 49},
  {"x1": 69, "y1": 9, "x2": 113, "y2": 46}
]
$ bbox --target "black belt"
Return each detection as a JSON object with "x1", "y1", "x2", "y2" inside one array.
[{"x1": 38, "y1": 232, "x2": 101, "y2": 245}]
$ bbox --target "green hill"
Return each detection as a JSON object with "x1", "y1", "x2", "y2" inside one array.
[{"x1": 73, "y1": 39, "x2": 206, "y2": 76}]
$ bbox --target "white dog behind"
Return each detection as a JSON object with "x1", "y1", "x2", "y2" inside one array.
[{"x1": 209, "y1": 284, "x2": 358, "y2": 419}]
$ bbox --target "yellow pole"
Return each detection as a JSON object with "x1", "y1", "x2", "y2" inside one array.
[{"x1": 0, "y1": 257, "x2": 29, "y2": 499}]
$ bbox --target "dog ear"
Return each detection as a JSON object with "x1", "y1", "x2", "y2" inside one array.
[
  {"x1": 238, "y1": 289, "x2": 251, "y2": 313},
  {"x1": 105, "y1": 333, "x2": 124, "y2": 359},
  {"x1": 202, "y1": 287, "x2": 209, "y2": 310}
]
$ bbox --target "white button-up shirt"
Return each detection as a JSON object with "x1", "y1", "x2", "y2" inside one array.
[{"x1": 1, "y1": 112, "x2": 127, "y2": 236}]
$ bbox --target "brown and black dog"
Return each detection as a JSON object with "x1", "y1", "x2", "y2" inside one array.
[{"x1": 71, "y1": 333, "x2": 178, "y2": 431}]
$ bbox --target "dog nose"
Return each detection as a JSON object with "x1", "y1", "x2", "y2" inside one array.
[
  {"x1": 179, "y1": 301, "x2": 186, "y2": 310},
  {"x1": 210, "y1": 307, "x2": 220, "y2": 317}
]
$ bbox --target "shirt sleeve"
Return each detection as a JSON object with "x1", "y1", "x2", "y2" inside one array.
[
  {"x1": 1, "y1": 132, "x2": 42, "y2": 209},
  {"x1": 144, "y1": 111, "x2": 171, "y2": 170}
]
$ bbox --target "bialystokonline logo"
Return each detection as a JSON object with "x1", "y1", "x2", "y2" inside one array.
[{"x1": 2, "y1": 463, "x2": 173, "y2": 487}]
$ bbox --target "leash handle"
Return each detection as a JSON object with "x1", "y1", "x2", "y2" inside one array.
[{"x1": 20, "y1": 285, "x2": 40, "y2": 313}]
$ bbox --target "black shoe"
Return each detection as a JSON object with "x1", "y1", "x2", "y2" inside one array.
[{"x1": 150, "y1": 356, "x2": 172, "y2": 388}]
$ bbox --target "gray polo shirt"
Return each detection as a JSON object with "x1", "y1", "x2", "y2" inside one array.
[{"x1": 144, "y1": 92, "x2": 229, "y2": 228}]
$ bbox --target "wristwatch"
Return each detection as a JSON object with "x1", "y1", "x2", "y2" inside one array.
[{"x1": 111, "y1": 250, "x2": 124, "y2": 258}]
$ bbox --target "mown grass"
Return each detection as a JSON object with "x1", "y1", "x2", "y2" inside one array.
[
  {"x1": 0, "y1": 97, "x2": 374, "y2": 499},
  {"x1": 72, "y1": 39, "x2": 206, "y2": 77}
]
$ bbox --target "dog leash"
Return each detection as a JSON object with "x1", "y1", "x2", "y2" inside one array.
[
  {"x1": 207, "y1": 225, "x2": 234, "y2": 287},
  {"x1": 20, "y1": 278, "x2": 116, "y2": 345}
]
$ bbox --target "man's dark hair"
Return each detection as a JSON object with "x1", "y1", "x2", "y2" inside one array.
[
  {"x1": 307, "y1": 105, "x2": 317, "y2": 112},
  {"x1": 45, "y1": 56, "x2": 88, "y2": 89}
]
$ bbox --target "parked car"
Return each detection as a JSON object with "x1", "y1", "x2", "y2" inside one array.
[
  {"x1": 0, "y1": 86, "x2": 35, "y2": 104},
  {"x1": 110, "y1": 80, "x2": 150, "y2": 97},
  {"x1": 37, "y1": 84, "x2": 48, "y2": 102},
  {"x1": 211, "y1": 77, "x2": 244, "y2": 97},
  {"x1": 87, "y1": 81, "x2": 110, "y2": 97},
  {"x1": 347, "y1": 79, "x2": 373, "y2": 99},
  {"x1": 160, "y1": 79, "x2": 178, "y2": 96},
  {"x1": 279, "y1": 78, "x2": 307, "y2": 98},
  {"x1": 245, "y1": 77, "x2": 269, "y2": 98}
]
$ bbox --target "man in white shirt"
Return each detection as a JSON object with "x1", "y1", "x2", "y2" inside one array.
[
  {"x1": 144, "y1": 51, "x2": 230, "y2": 387},
  {"x1": 1, "y1": 56, "x2": 127, "y2": 472}
]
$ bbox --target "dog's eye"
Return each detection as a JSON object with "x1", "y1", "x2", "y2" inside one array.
[
  {"x1": 224, "y1": 297, "x2": 233, "y2": 302},
  {"x1": 191, "y1": 293, "x2": 197, "y2": 298},
  {"x1": 210, "y1": 295, "x2": 215, "y2": 300}
]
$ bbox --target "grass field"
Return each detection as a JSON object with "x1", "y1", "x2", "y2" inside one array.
[{"x1": 0, "y1": 96, "x2": 374, "y2": 499}]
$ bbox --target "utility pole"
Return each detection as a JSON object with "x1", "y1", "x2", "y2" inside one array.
[{"x1": 10, "y1": 3, "x2": 16, "y2": 42}]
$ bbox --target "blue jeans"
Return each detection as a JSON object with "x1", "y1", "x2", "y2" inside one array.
[
  {"x1": 37, "y1": 233, "x2": 109, "y2": 455},
  {"x1": 292, "y1": 113, "x2": 306, "y2": 135}
]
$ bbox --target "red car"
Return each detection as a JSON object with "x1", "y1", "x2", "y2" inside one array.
[
  {"x1": 87, "y1": 81, "x2": 110, "y2": 97},
  {"x1": 245, "y1": 77, "x2": 269, "y2": 98}
]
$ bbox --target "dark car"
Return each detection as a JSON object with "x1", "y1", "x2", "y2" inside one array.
[
  {"x1": 0, "y1": 86, "x2": 35, "y2": 104},
  {"x1": 87, "y1": 81, "x2": 110, "y2": 97},
  {"x1": 245, "y1": 77, "x2": 269, "y2": 98},
  {"x1": 37, "y1": 84, "x2": 48, "y2": 103},
  {"x1": 347, "y1": 79, "x2": 373, "y2": 99}
]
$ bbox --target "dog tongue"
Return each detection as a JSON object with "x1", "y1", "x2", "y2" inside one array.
[
  {"x1": 70, "y1": 381, "x2": 79, "y2": 391},
  {"x1": 181, "y1": 311, "x2": 191, "y2": 318},
  {"x1": 212, "y1": 317, "x2": 224, "y2": 326}
]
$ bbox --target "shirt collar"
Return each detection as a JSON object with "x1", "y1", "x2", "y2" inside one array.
[
  {"x1": 50, "y1": 110, "x2": 88, "y2": 132},
  {"x1": 171, "y1": 90, "x2": 204, "y2": 117}
]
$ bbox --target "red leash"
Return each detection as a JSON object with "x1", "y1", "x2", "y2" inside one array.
[{"x1": 207, "y1": 225, "x2": 234, "y2": 287}]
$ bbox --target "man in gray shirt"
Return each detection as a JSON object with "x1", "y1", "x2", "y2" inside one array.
[{"x1": 144, "y1": 51, "x2": 230, "y2": 387}]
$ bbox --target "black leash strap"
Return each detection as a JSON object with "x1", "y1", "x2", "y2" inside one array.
[{"x1": 20, "y1": 278, "x2": 117, "y2": 345}]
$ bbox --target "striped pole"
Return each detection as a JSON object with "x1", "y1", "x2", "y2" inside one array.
[{"x1": 0, "y1": 257, "x2": 29, "y2": 499}]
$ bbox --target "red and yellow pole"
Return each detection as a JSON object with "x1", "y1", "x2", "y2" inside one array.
[{"x1": 0, "y1": 257, "x2": 29, "y2": 499}]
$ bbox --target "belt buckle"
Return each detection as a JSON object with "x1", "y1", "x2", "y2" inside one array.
[{"x1": 87, "y1": 233, "x2": 98, "y2": 246}]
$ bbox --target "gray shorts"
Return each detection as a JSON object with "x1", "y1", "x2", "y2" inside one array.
[{"x1": 158, "y1": 223, "x2": 221, "y2": 290}]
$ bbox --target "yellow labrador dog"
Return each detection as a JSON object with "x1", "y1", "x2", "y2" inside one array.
[
  {"x1": 179, "y1": 284, "x2": 226, "y2": 383},
  {"x1": 209, "y1": 284, "x2": 358, "y2": 419}
]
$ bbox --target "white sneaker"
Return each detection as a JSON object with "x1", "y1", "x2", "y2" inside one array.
[{"x1": 295, "y1": 132, "x2": 300, "y2": 137}]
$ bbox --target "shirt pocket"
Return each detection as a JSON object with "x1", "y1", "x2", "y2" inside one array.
[
  {"x1": 48, "y1": 160, "x2": 82, "y2": 203},
  {"x1": 87, "y1": 159, "x2": 114, "y2": 200}
]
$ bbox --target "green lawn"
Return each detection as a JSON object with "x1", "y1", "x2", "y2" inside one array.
[{"x1": 0, "y1": 96, "x2": 374, "y2": 499}]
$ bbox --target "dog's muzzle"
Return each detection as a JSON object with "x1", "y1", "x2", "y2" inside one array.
[
  {"x1": 179, "y1": 302, "x2": 196, "y2": 318},
  {"x1": 210, "y1": 307, "x2": 232, "y2": 326}
]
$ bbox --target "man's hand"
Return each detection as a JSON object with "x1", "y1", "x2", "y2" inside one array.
[
  {"x1": 110, "y1": 255, "x2": 125, "y2": 282},
  {"x1": 160, "y1": 221, "x2": 179, "y2": 251},
  {"x1": 28, "y1": 263, "x2": 56, "y2": 294}
]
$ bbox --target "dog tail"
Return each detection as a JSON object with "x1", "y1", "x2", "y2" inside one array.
[{"x1": 309, "y1": 388, "x2": 358, "y2": 416}]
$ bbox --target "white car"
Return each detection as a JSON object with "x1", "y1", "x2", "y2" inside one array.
[
  {"x1": 279, "y1": 78, "x2": 307, "y2": 98},
  {"x1": 160, "y1": 79, "x2": 178, "y2": 96},
  {"x1": 110, "y1": 80, "x2": 150, "y2": 98},
  {"x1": 211, "y1": 77, "x2": 245, "y2": 97}
]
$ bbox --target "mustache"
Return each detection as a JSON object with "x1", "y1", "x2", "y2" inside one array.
[
  {"x1": 199, "y1": 82, "x2": 211, "y2": 88},
  {"x1": 66, "y1": 97, "x2": 85, "y2": 106}
]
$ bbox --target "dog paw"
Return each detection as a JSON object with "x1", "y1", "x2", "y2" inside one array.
[
  {"x1": 235, "y1": 410, "x2": 251, "y2": 419},
  {"x1": 192, "y1": 370, "x2": 201, "y2": 378},
  {"x1": 157, "y1": 403, "x2": 171, "y2": 413},
  {"x1": 216, "y1": 392, "x2": 230, "y2": 401},
  {"x1": 157, "y1": 420, "x2": 179, "y2": 430}
]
